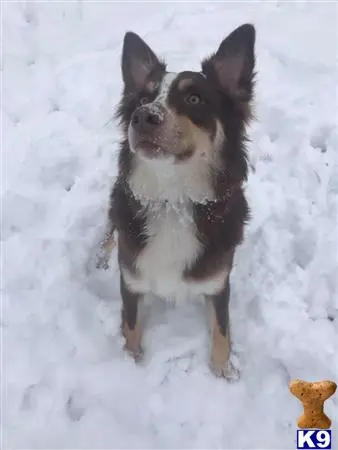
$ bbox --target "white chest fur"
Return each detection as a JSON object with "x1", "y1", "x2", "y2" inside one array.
[
  {"x1": 121, "y1": 202, "x2": 228, "y2": 301},
  {"x1": 128, "y1": 152, "x2": 215, "y2": 204}
]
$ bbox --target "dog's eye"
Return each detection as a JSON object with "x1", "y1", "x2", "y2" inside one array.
[
  {"x1": 139, "y1": 97, "x2": 149, "y2": 106},
  {"x1": 186, "y1": 94, "x2": 202, "y2": 105}
]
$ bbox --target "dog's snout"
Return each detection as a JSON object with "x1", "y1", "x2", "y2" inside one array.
[{"x1": 132, "y1": 105, "x2": 164, "y2": 130}]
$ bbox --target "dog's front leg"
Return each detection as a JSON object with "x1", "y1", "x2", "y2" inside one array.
[
  {"x1": 95, "y1": 219, "x2": 116, "y2": 270},
  {"x1": 120, "y1": 274, "x2": 143, "y2": 361},
  {"x1": 207, "y1": 279, "x2": 240, "y2": 382}
]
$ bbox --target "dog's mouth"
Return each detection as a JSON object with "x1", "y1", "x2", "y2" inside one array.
[
  {"x1": 133, "y1": 139, "x2": 168, "y2": 159},
  {"x1": 138, "y1": 140, "x2": 162, "y2": 151}
]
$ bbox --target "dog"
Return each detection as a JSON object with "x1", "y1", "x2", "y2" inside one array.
[{"x1": 96, "y1": 24, "x2": 256, "y2": 380}]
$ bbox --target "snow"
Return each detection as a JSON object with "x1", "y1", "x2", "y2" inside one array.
[{"x1": 2, "y1": 1, "x2": 337, "y2": 448}]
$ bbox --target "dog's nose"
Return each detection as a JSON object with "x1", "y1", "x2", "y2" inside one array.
[{"x1": 131, "y1": 105, "x2": 163, "y2": 130}]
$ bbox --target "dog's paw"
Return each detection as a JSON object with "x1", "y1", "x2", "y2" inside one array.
[
  {"x1": 210, "y1": 355, "x2": 241, "y2": 382},
  {"x1": 124, "y1": 345, "x2": 144, "y2": 364},
  {"x1": 94, "y1": 236, "x2": 116, "y2": 271},
  {"x1": 86, "y1": 247, "x2": 110, "y2": 273},
  {"x1": 95, "y1": 251, "x2": 111, "y2": 270}
]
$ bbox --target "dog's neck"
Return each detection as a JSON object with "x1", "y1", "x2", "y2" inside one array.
[{"x1": 127, "y1": 152, "x2": 216, "y2": 205}]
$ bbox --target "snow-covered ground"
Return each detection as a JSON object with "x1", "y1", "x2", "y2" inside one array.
[{"x1": 2, "y1": 2, "x2": 337, "y2": 448}]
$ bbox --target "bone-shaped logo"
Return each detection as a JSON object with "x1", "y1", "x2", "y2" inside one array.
[{"x1": 289, "y1": 379, "x2": 337, "y2": 429}]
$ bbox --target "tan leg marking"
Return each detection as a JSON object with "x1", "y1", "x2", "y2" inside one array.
[
  {"x1": 209, "y1": 303, "x2": 231, "y2": 377},
  {"x1": 123, "y1": 320, "x2": 143, "y2": 362}
]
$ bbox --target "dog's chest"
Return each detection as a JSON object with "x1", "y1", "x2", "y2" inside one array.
[
  {"x1": 122, "y1": 202, "x2": 206, "y2": 299},
  {"x1": 140, "y1": 203, "x2": 200, "y2": 293}
]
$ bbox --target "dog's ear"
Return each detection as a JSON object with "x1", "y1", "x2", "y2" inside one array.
[
  {"x1": 202, "y1": 24, "x2": 255, "y2": 98},
  {"x1": 121, "y1": 32, "x2": 164, "y2": 91}
]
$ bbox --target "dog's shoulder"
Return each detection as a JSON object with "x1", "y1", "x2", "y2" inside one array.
[
  {"x1": 184, "y1": 189, "x2": 249, "y2": 280},
  {"x1": 109, "y1": 179, "x2": 148, "y2": 255}
]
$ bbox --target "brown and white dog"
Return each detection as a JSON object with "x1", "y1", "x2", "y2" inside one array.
[{"x1": 97, "y1": 24, "x2": 256, "y2": 380}]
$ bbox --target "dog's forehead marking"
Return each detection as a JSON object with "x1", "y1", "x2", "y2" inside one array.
[{"x1": 156, "y1": 72, "x2": 177, "y2": 104}]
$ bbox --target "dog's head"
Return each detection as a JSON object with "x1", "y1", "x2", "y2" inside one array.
[{"x1": 117, "y1": 24, "x2": 255, "y2": 192}]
